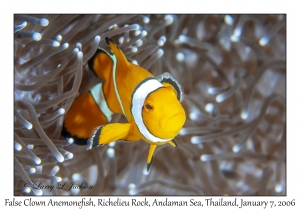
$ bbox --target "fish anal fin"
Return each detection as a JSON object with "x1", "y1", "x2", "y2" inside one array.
[
  {"x1": 105, "y1": 37, "x2": 129, "y2": 71},
  {"x1": 147, "y1": 144, "x2": 157, "y2": 171},
  {"x1": 87, "y1": 123, "x2": 132, "y2": 150}
]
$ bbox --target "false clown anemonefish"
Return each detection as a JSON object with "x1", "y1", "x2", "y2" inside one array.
[{"x1": 62, "y1": 37, "x2": 186, "y2": 171}]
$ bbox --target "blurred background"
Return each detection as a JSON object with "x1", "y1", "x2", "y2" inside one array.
[{"x1": 14, "y1": 14, "x2": 286, "y2": 196}]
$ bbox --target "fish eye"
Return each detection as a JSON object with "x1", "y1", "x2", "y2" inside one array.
[{"x1": 144, "y1": 103, "x2": 154, "y2": 112}]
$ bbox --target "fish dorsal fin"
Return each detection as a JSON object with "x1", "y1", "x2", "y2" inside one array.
[
  {"x1": 88, "y1": 48, "x2": 113, "y2": 78},
  {"x1": 156, "y1": 72, "x2": 183, "y2": 102},
  {"x1": 105, "y1": 37, "x2": 129, "y2": 72},
  {"x1": 103, "y1": 37, "x2": 128, "y2": 118}
]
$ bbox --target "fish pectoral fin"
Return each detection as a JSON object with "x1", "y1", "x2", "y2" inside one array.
[
  {"x1": 147, "y1": 144, "x2": 157, "y2": 172},
  {"x1": 168, "y1": 139, "x2": 178, "y2": 147},
  {"x1": 87, "y1": 123, "x2": 131, "y2": 150}
]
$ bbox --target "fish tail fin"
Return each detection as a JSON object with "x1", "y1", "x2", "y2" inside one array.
[
  {"x1": 147, "y1": 144, "x2": 157, "y2": 172},
  {"x1": 63, "y1": 92, "x2": 108, "y2": 143},
  {"x1": 105, "y1": 37, "x2": 129, "y2": 70},
  {"x1": 87, "y1": 123, "x2": 131, "y2": 150}
]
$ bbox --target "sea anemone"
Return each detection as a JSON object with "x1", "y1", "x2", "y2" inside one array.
[{"x1": 14, "y1": 14, "x2": 286, "y2": 196}]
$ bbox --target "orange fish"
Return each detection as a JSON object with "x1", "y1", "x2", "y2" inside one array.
[{"x1": 62, "y1": 37, "x2": 186, "y2": 171}]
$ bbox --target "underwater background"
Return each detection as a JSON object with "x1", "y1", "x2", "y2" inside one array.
[{"x1": 14, "y1": 14, "x2": 286, "y2": 196}]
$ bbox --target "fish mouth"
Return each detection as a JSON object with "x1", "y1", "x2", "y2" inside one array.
[
  {"x1": 169, "y1": 111, "x2": 185, "y2": 121},
  {"x1": 168, "y1": 113, "x2": 181, "y2": 121},
  {"x1": 159, "y1": 112, "x2": 185, "y2": 130}
]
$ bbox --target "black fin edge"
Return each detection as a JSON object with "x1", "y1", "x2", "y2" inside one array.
[
  {"x1": 156, "y1": 72, "x2": 183, "y2": 102},
  {"x1": 105, "y1": 37, "x2": 119, "y2": 49},
  {"x1": 61, "y1": 125, "x2": 88, "y2": 145},
  {"x1": 147, "y1": 156, "x2": 154, "y2": 172},
  {"x1": 172, "y1": 139, "x2": 178, "y2": 147},
  {"x1": 87, "y1": 125, "x2": 103, "y2": 150},
  {"x1": 87, "y1": 48, "x2": 109, "y2": 78}
]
